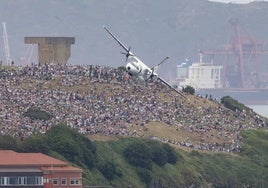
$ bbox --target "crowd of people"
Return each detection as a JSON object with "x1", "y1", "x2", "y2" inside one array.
[{"x1": 0, "y1": 64, "x2": 266, "y2": 153}]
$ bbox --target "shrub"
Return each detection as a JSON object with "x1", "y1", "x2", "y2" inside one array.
[
  {"x1": 148, "y1": 141, "x2": 168, "y2": 167},
  {"x1": 0, "y1": 135, "x2": 18, "y2": 150},
  {"x1": 45, "y1": 124, "x2": 97, "y2": 168},
  {"x1": 163, "y1": 143, "x2": 178, "y2": 164},
  {"x1": 124, "y1": 140, "x2": 178, "y2": 169},
  {"x1": 98, "y1": 161, "x2": 122, "y2": 181},
  {"x1": 136, "y1": 167, "x2": 152, "y2": 185},
  {"x1": 182, "y1": 85, "x2": 195, "y2": 95},
  {"x1": 124, "y1": 140, "x2": 152, "y2": 170},
  {"x1": 20, "y1": 135, "x2": 49, "y2": 153},
  {"x1": 221, "y1": 96, "x2": 252, "y2": 114},
  {"x1": 118, "y1": 66, "x2": 126, "y2": 72},
  {"x1": 23, "y1": 108, "x2": 53, "y2": 121}
]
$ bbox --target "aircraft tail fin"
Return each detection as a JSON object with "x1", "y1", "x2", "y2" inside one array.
[{"x1": 151, "y1": 56, "x2": 169, "y2": 73}]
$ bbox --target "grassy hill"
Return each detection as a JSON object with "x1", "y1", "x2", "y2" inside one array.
[
  {"x1": 1, "y1": 124, "x2": 267, "y2": 187},
  {"x1": 90, "y1": 129, "x2": 268, "y2": 187},
  {"x1": 0, "y1": 64, "x2": 267, "y2": 187},
  {"x1": 3, "y1": 64, "x2": 266, "y2": 154}
]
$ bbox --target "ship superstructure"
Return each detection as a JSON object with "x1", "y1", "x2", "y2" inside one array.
[{"x1": 178, "y1": 53, "x2": 223, "y2": 89}]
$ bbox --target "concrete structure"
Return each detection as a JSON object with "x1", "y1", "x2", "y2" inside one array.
[
  {"x1": 25, "y1": 37, "x2": 75, "y2": 65},
  {"x1": 0, "y1": 150, "x2": 82, "y2": 188}
]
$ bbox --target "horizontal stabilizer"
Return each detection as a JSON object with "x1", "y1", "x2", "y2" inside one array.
[{"x1": 151, "y1": 56, "x2": 169, "y2": 73}]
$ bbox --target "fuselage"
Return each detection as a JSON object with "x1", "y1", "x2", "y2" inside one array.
[
  {"x1": 125, "y1": 56, "x2": 156, "y2": 81},
  {"x1": 104, "y1": 26, "x2": 187, "y2": 99}
]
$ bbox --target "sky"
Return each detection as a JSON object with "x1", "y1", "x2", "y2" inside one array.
[
  {"x1": 1, "y1": 0, "x2": 268, "y2": 71},
  {"x1": 209, "y1": 0, "x2": 268, "y2": 3}
]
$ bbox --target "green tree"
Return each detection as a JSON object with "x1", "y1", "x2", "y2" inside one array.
[
  {"x1": 221, "y1": 96, "x2": 252, "y2": 114},
  {"x1": 20, "y1": 135, "x2": 49, "y2": 153},
  {"x1": 148, "y1": 141, "x2": 168, "y2": 167},
  {"x1": 136, "y1": 167, "x2": 152, "y2": 185},
  {"x1": 0, "y1": 135, "x2": 18, "y2": 151},
  {"x1": 23, "y1": 108, "x2": 53, "y2": 120},
  {"x1": 182, "y1": 85, "x2": 195, "y2": 95},
  {"x1": 118, "y1": 66, "x2": 126, "y2": 72},
  {"x1": 45, "y1": 124, "x2": 97, "y2": 168},
  {"x1": 163, "y1": 143, "x2": 178, "y2": 164},
  {"x1": 98, "y1": 161, "x2": 122, "y2": 181},
  {"x1": 124, "y1": 140, "x2": 152, "y2": 170}
]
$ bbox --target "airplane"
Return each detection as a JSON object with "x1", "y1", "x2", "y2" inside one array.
[{"x1": 104, "y1": 26, "x2": 186, "y2": 99}]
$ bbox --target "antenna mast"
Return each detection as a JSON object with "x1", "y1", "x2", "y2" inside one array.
[{"x1": 2, "y1": 22, "x2": 12, "y2": 66}]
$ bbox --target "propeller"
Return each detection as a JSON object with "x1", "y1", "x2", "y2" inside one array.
[
  {"x1": 103, "y1": 27, "x2": 136, "y2": 63},
  {"x1": 120, "y1": 46, "x2": 133, "y2": 62}
]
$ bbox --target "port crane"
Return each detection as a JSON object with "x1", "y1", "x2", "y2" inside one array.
[
  {"x1": 2, "y1": 22, "x2": 12, "y2": 66},
  {"x1": 201, "y1": 18, "x2": 268, "y2": 89}
]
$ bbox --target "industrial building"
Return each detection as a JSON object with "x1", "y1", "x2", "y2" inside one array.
[{"x1": 0, "y1": 150, "x2": 82, "y2": 188}]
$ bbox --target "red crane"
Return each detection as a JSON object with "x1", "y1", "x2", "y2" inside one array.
[{"x1": 201, "y1": 18, "x2": 268, "y2": 89}]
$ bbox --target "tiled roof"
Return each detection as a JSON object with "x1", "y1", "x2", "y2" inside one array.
[
  {"x1": 41, "y1": 166, "x2": 82, "y2": 172},
  {"x1": 0, "y1": 150, "x2": 67, "y2": 166}
]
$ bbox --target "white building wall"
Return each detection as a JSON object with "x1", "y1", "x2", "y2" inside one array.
[{"x1": 178, "y1": 63, "x2": 223, "y2": 89}]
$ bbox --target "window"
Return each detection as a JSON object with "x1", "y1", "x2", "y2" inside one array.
[
  {"x1": 52, "y1": 178, "x2": 58, "y2": 185},
  {"x1": 27, "y1": 176, "x2": 42, "y2": 185},
  {"x1": 9, "y1": 177, "x2": 18, "y2": 185},
  {"x1": 0, "y1": 176, "x2": 43, "y2": 186},
  {"x1": 36, "y1": 177, "x2": 43, "y2": 185},
  {"x1": 0, "y1": 177, "x2": 5, "y2": 185},
  {"x1": 27, "y1": 176, "x2": 35, "y2": 185},
  {"x1": 18, "y1": 177, "x2": 26, "y2": 185},
  {"x1": 61, "y1": 178, "x2": 67, "y2": 185},
  {"x1": 70, "y1": 178, "x2": 81, "y2": 185}
]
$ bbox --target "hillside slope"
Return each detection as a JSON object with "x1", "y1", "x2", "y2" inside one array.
[
  {"x1": 0, "y1": 63, "x2": 267, "y2": 187},
  {"x1": 0, "y1": 65, "x2": 267, "y2": 153},
  {"x1": 1, "y1": 124, "x2": 267, "y2": 187}
]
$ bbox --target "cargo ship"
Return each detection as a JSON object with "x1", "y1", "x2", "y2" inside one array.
[
  {"x1": 176, "y1": 19, "x2": 268, "y2": 105},
  {"x1": 176, "y1": 53, "x2": 268, "y2": 105}
]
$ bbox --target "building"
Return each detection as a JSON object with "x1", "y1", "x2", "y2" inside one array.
[
  {"x1": 0, "y1": 150, "x2": 82, "y2": 188},
  {"x1": 25, "y1": 37, "x2": 75, "y2": 66}
]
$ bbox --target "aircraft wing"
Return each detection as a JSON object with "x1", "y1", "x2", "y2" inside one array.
[
  {"x1": 103, "y1": 26, "x2": 130, "y2": 53},
  {"x1": 157, "y1": 77, "x2": 187, "y2": 99}
]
